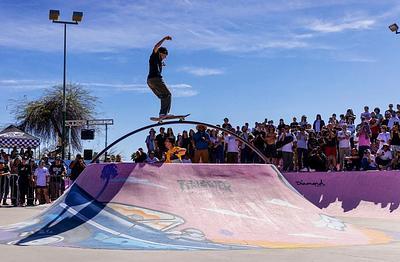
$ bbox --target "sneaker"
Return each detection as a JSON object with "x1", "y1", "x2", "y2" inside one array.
[
  {"x1": 300, "y1": 167, "x2": 308, "y2": 172},
  {"x1": 2, "y1": 202, "x2": 9, "y2": 206}
]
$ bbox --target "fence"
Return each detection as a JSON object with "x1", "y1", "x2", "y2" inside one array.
[{"x1": 0, "y1": 175, "x2": 72, "y2": 206}]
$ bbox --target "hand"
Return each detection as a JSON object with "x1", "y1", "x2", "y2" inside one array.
[{"x1": 164, "y1": 36, "x2": 172, "y2": 40}]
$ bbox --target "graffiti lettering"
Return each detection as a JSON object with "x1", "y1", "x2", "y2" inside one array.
[
  {"x1": 177, "y1": 180, "x2": 232, "y2": 192},
  {"x1": 295, "y1": 179, "x2": 325, "y2": 187}
]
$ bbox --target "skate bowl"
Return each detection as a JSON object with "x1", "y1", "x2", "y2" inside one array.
[
  {"x1": 0, "y1": 163, "x2": 395, "y2": 250},
  {"x1": 283, "y1": 171, "x2": 400, "y2": 219}
]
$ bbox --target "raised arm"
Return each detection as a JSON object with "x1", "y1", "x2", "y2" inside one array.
[{"x1": 153, "y1": 36, "x2": 172, "y2": 53}]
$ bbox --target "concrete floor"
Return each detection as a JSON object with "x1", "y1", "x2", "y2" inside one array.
[{"x1": 0, "y1": 206, "x2": 399, "y2": 262}]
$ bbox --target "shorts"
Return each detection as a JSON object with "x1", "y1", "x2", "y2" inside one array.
[
  {"x1": 265, "y1": 144, "x2": 277, "y2": 158},
  {"x1": 325, "y1": 146, "x2": 337, "y2": 157}
]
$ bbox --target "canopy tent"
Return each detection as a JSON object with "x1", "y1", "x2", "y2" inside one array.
[{"x1": 0, "y1": 125, "x2": 40, "y2": 149}]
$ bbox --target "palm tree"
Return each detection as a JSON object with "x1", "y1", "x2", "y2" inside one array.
[{"x1": 14, "y1": 84, "x2": 98, "y2": 152}]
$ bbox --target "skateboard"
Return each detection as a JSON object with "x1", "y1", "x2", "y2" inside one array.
[{"x1": 150, "y1": 114, "x2": 190, "y2": 123}]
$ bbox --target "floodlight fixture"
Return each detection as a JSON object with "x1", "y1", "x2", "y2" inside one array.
[
  {"x1": 389, "y1": 23, "x2": 399, "y2": 34},
  {"x1": 49, "y1": 9, "x2": 83, "y2": 160},
  {"x1": 49, "y1": 9, "x2": 60, "y2": 21},
  {"x1": 72, "y1": 11, "x2": 83, "y2": 22}
]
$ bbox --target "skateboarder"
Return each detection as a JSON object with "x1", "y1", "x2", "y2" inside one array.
[{"x1": 147, "y1": 36, "x2": 173, "y2": 119}]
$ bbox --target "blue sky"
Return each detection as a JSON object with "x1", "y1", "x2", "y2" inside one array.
[{"x1": 1, "y1": 0, "x2": 400, "y2": 159}]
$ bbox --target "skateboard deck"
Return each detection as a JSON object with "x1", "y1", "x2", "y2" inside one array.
[{"x1": 150, "y1": 114, "x2": 190, "y2": 123}]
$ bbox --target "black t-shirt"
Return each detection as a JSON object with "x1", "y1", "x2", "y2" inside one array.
[
  {"x1": 0, "y1": 165, "x2": 10, "y2": 175},
  {"x1": 290, "y1": 122, "x2": 299, "y2": 129},
  {"x1": 148, "y1": 52, "x2": 162, "y2": 79},
  {"x1": 49, "y1": 164, "x2": 66, "y2": 176},
  {"x1": 324, "y1": 132, "x2": 337, "y2": 147},
  {"x1": 18, "y1": 164, "x2": 31, "y2": 179},
  {"x1": 156, "y1": 133, "x2": 167, "y2": 152},
  {"x1": 181, "y1": 137, "x2": 192, "y2": 150},
  {"x1": 222, "y1": 123, "x2": 232, "y2": 130},
  {"x1": 254, "y1": 133, "x2": 266, "y2": 150},
  {"x1": 70, "y1": 161, "x2": 85, "y2": 181},
  {"x1": 135, "y1": 152, "x2": 148, "y2": 163},
  {"x1": 391, "y1": 131, "x2": 400, "y2": 146}
]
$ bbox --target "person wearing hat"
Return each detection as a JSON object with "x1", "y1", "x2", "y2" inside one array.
[
  {"x1": 164, "y1": 137, "x2": 186, "y2": 163},
  {"x1": 193, "y1": 124, "x2": 210, "y2": 163},
  {"x1": 0, "y1": 159, "x2": 10, "y2": 206},
  {"x1": 376, "y1": 144, "x2": 393, "y2": 170},
  {"x1": 147, "y1": 35, "x2": 173, "y2": 119},
  {"x1": 145, "y1": 128, "x2": 156, "y2": 154}
]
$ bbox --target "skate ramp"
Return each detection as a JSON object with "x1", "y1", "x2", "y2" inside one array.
[
  {"x1": 0, "y1": 164, "x2": 394, "y2": 250},
  {"x1": 283, "y1": 171, "x2": 400, "y2": 219}
]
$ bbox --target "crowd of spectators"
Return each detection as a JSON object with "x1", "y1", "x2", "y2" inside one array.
[
  {"x1": 134, "y1": 104, "x2": 400, "y2": 172},
  {"x1": 1, "y1": 103, "x2": 399, "y2": 207},
  {"x1": 0, "y1": 149, "x2": 86, "y2": 207}
]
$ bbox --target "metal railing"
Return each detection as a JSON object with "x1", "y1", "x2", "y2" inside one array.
[{"x1": 0, "y1": 175, "x2": 72, "y2": 206}]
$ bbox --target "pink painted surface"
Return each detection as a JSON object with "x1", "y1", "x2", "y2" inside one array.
[
  {"x1": 75, "y1": 163, "x2": 389, "y2": 247},
  {"x1": 283, "y1": 171, "x2": 400, "y2": 219}
]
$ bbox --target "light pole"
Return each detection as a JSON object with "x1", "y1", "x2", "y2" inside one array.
[
  {"x1": 389, "y1": 23, "x2": 399, "y2": 34},
  {"x1": 49, "y1": 10, "x2": 83, "y2": 160}
]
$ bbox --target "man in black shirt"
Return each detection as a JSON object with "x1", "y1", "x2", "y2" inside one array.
[
  {"x1": 147, "y1": 35, "x2": 173, "y2": 118},
  {"x1": 0, "y1": 159, "x2": 10, "y2": 206},
  {"x1": 69, "y1": 154, "x2": 86, "y2": 182},
  {"x1": 49, "y1": 157, "x2": 66, "y2": 201},
  {"x1": 18, "y1": 157, "x2": 31, "y2": 206},
  {"x1": 155, "y1": 127, "x2": 167, "y2": 159}
]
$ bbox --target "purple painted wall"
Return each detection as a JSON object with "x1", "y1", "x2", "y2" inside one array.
[{"x1": 283, "y1": 171, "x2": 400, "y2": 218}]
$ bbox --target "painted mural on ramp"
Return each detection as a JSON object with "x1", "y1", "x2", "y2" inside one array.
[
  {"x1": 283, "y1": 171, "x2": 400, "y2": 219},
  {"x1": 0, "y1": 164, "x2": 394, "y2": 250}
]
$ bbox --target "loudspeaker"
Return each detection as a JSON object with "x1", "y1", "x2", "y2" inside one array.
[
  {"x1": 81, "y1": 129, "x2": 95, "y2": 140},
  {"x1": 83, "y1": 149, "x2": 93, "y2": 160}
]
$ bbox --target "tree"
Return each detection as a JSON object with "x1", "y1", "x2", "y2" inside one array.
[{"x1": 13, "y1": 84, "x2": 98, "y2": 152}]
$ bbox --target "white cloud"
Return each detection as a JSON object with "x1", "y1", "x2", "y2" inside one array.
[
  {"x1": 0, "y1": 0, "x2": 397, "y2": 62},
  {"x1": 0, "y1": 79, "x2": 55, "y2": 90},
  {"x1": 0, "y1": 79, "x2": 199, "y2": 97},
  {"x1": 308, "y1": 19, "x2": 375, "y2": 33},
  {"x1": 178, "y1": 66, "x2": 224, "y2": 76},
  {"x1": 75, "y1": 82, "x2": 199, "y2": 98},
  {"x1": 0, "y1": 1, "x2": 361, "y2": 54}
]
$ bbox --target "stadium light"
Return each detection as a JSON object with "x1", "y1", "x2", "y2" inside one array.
[
  {"x1": 49, "y1": 10, "x2": 83, "y2": 160},
  {"x1": 49, "y1": 10, "x2": 60, "y2": 21},
  {"x1": 389, "y1": 23, "x2": 399, "y2": 34},
  {"x1": 72, "y1": 11, "x2": 83, "y2": 22}
]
